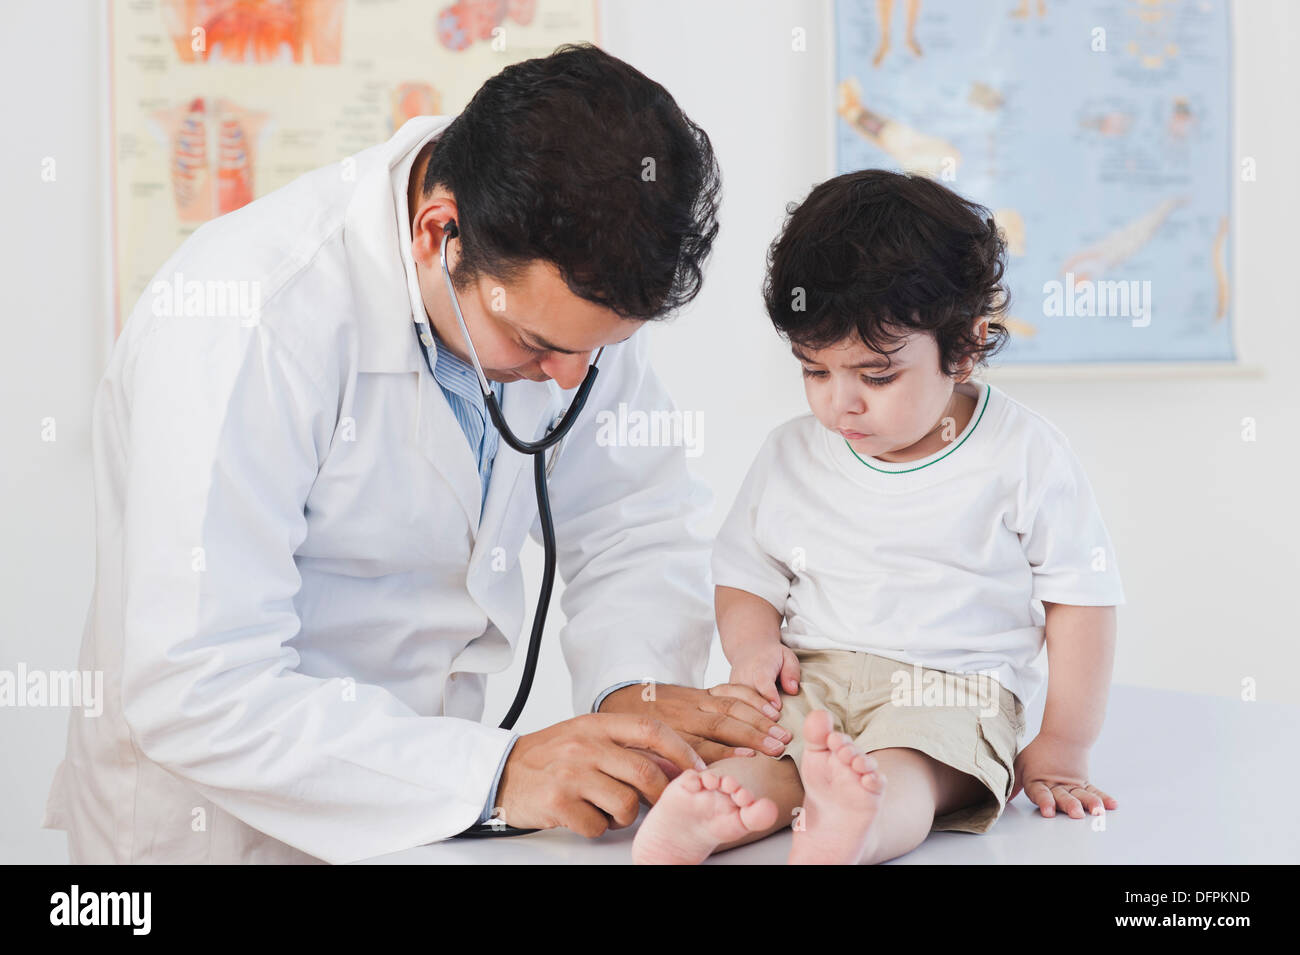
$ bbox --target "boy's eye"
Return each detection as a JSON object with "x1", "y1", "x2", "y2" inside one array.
[{"x1": 800, "y1": 367, "x2": 897, "y2": 385}]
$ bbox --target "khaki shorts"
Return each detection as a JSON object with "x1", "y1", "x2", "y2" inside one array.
[{"x1": 776, "y1": 648, "x2": 1026, "y2": 834}]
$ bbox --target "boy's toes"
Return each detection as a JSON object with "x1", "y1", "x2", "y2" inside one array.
[
  {"x1": 633, "y1": 771, "x2": 773, "y2": 866},
  {"x1": 835, "y1": 740, "x2": 860, "y2": 766},
  {"x1": 722, "y1": 779, "x2": 779, "y2": 832},
  {"x1": 802, "y1": 710, "x2": 834, "y2": 749},
  {"x1": 739, "y1": 796, "x2": 780, "y2": 832},
  {"x1": 852, "y1": 755, "x2": 885, "y2": 792},
  {"x1": 729, "y1": 783, "x2": 757, "y2": 807},
  {"x1": 675, "y1": 769, "x2": 704, "y2": 793}
]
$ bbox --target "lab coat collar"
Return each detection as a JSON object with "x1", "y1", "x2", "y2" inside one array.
[
  {"x1": 343, "y1": 115, "x2": 451, "y2": 375},
  {"x1": 354, "y1": 115, "x2": 559, "y2": 560}
]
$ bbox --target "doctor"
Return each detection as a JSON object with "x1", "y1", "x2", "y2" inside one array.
[{"x1": 43, "y1": 44, "x2": 789, "y2": 864}]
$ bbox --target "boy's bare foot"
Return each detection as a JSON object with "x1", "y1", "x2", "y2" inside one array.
[
  {"x1": 632, "y1": 770, "x2": 779, "y2": 865},
  {"x1": 789, "y1": 710, "x2": 886, "y2": 865}
]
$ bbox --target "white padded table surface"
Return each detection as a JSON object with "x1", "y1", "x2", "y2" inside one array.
[{"x1": 360, "y1": 684, "x2": 1300, "y2": 865}]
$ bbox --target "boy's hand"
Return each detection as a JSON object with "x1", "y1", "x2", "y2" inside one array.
[
  {"x1": 1011, "y1": 731, "x2": 1118, "y2": 819},
  {"x1": 728, "y1": 642, "x2": 801, "y2": 709}
]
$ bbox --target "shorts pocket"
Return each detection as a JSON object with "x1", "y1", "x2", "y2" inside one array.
[{"x1": 974, "y1": 711, "x2": 1020, "y2": 803}]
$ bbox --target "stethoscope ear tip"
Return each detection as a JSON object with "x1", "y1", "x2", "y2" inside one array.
[{"x1": 443, "y1": 220, "x2": 459, "y2": 239}]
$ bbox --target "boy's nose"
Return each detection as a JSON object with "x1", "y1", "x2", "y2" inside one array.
[{"x1": 832, "y1": 380, "x2": 867, "y2": 415}]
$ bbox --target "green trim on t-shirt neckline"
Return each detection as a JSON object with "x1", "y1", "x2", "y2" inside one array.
[{"x1": 845, "y1": 383, "x2": 990, "y2": 474}]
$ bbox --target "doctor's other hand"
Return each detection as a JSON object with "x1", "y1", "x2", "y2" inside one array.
[
  {"x1": 496, "y1": 713, "x2": 705, "y2": 837},
  {"x1": 598, "y1": 683, "x2": 794, "y2": 765}
]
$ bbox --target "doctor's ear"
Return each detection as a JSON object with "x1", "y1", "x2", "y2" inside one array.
[{"x1": 409, "y1": 200, "x2": 458, "y2": 265}]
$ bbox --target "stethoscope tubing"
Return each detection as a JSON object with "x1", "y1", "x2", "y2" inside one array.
[{"x1": 429, "y1": 220, "x2": 605, "y2": 837}]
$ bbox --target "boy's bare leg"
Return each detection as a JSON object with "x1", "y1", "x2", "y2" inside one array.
[
  {"x1": 855, "y1": 746, "x2": 989, "y2": 864},
  {"x1": 632, "y1": 714, "x2": 992, "y2": 865},
  {"x1": 631, "y1": 754, "x2": 800, "y2": 864}
]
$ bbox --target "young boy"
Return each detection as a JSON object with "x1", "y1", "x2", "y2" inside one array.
[{"x1": 632, "y1": 170, "x2": 1125, "y2": 865}]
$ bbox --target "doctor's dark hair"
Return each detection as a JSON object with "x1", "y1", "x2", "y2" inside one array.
[
  {"x1": 762, "y1": 169, "x2": 1010, "y2": 375},
  {"x1": 422, "y1": 42, "x2": 721, "y2": 321}
]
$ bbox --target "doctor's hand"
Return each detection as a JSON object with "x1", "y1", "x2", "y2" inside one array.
[
  {"x1": 598, "y1": 683, "x2": 793, "y2": 765},
  {"x1": 495, "y1": 713, "x2": 705, "y2": 837}
]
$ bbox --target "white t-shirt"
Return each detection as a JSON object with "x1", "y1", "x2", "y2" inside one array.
[{"x1": 711, "y1": 380, "x2": 1125, "y2": 706}]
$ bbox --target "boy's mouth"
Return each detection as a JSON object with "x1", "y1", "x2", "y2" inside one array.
[{"x1": 839, "y1": 428, "x2": 871, "y2": 440}]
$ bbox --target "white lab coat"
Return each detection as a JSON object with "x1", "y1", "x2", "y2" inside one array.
[{"x1": 42, "y1": 116, "x2": 714, "y2": 864}]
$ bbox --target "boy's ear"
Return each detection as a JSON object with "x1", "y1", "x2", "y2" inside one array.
[{"x1": 954, "y1": 317, "x2": 990, "y2": 383}]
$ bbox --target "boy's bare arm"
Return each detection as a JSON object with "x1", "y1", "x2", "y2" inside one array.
[
  {"x1": 716, "y1": 585, "x2": 800, "y2": 709},
  {"x1": 1041, "y1": 603, "x2": 1117, "y2": 747},
  {"x1": 1012, "y1": 603, "x2": 1120, "y2": 819},
  {"x1": 716, "y1": 585, "x2": 783, "y2": 656}
]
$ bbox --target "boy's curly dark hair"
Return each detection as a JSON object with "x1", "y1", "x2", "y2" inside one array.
[
  {"x1": 422, "y1": 42, "x2": 721, "y2": 322},
  {"x1": 762, "y1": 169, "x2": 1010, "y2": 375}
]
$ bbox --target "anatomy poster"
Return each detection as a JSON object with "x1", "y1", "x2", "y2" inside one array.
[
  {"x1": 108, "y1": 0, "x2": 599, "y2": 334},
  {"x1": 834, "y1": 0, "x2": 1234, "y2": 364}
]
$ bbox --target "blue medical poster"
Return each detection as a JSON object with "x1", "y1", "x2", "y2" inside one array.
[{"x1": 834, "y1": 0, "x2": 1235, "y2": 364}]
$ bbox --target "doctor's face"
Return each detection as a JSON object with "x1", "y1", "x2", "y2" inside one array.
[
  {"x1": 416, "y1": 233, "x2": 642, "y2": 390},
  {"x1": 408, "y1": 173, "x2": 644, "y2": 388},
  {"x1": 795, "y1": 330, "x2": 966, "y2": 463},
  {"x1": 450, "y1": 253, "x2": 640, "y2": 389}
]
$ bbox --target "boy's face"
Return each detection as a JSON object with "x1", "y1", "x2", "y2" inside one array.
[{"x1": 794, "y1": 330, "x2": 967, "y2": 462}]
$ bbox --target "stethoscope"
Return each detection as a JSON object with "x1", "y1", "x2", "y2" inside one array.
[{"x1": 430, "y1": 221, "x2": 605, "y2": 837}]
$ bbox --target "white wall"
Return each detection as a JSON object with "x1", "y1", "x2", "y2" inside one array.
[
  {"x1": 2, "y1": 0, "x2": 1296, "y2": 864},
  {"x1": 1, "y1": 2, "x2": 106, "y2": 865}
]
